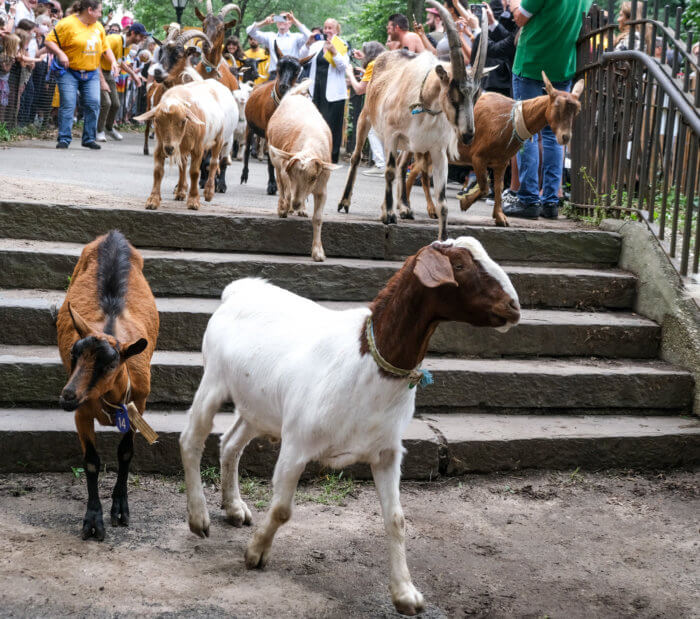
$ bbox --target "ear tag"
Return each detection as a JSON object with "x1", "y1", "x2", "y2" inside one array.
[{"x1": 115, "y1": 405, "x2": 131, "y2": 433}]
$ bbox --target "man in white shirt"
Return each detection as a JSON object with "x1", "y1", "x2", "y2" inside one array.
[
  {"x1": 12, "y1": 0, "x2": 37, "y2": 30},
  {"x1": 246, "y1": 10, "x2": 310, "y2": 80}
]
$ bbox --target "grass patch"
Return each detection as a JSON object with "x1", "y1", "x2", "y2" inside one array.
[
  {"x1": 297, "y1": 473, "x2": 357, "y2": 507},
  {"x1": 71, "y1": 466, "x2": 84, "y2": 480},
  {"x1": 201, "y1": 465, "x2": 221, "y2": 487}
]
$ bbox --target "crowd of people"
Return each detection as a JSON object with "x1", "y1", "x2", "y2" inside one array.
[{"x1": 1, "y1": 0, "x2": 687, "y2": 216}]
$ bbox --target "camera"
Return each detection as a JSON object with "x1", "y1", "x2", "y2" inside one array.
[
  {"x1": 273, "y1": 14, "x2": 286, "y2": 23},
  {"x1": 469, "y1": 3, "x2": 483, "y2": 19},
  {"x1": 313, "y1": 33, "x2": 324, "y2": 41}
]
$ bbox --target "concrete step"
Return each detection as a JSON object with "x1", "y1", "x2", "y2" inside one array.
[
  {"x1": 0, "y1": 239, "x2": 637, "y2": 307},
  {"x1": 0, "y1": 409, "x2": 697, "y2": 476},
  {"x1": 0, "y1": 200, "x2": 623, "y2": 264},
  {"x1": 0, "y1": 290, "x2": 661, "y2": 358},
  {"x1": 0, "y1": 346, "x2": 692, "y2": 413}
]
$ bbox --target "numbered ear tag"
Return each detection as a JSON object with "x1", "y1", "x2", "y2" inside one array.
[{"x1": 115, "y1": 404, "x2": 130, "y2": 433}]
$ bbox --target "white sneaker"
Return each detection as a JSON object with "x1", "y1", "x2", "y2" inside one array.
[
  {"x1": 96, "y1": 131, "x2": 107, "y2": 142},
  {"x1": 362, "y1": 167, "x2": 385, "y2": 177},
  {"x1": 502, "y1": 189, "x2": 518, "y2": 207},
  {"x1": 107, "y1": 129, "x2": 123, "y2": 141}
]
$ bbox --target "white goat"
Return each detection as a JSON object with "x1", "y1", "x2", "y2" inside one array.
[
  {"x1": 232, "y1": 81, "x2": 253, "y2": 160},
  {"x1": 266, "y1": 79, "x2": 337, "y2": 261},
  {"x1": 179, "y1": 237, "x2": 520, "y2": 616}
]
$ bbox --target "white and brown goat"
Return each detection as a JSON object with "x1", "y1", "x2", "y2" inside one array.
[
  {"x1": 267, "y1": 81, "x2": 337, "y2": 261},
  {"x1": 57, "y1": 230, "x2": 159, "y2": 541},
  {"x1": 179, "y1": 237, "x2": 520, "y2": 616},
  {"x1": 134, "y1": 79, "x2": 237, "y2": 210},
  {"x1": 405, "y1": 72, "x2": 585, "y2": 226},
  {"x1": 338, "y1": 0, "x2": 487, "y2": 241}
]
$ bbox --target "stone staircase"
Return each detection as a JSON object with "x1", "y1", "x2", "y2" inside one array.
[{"x1": 0, "y1": 200, "x2": 698, "y2": 477}]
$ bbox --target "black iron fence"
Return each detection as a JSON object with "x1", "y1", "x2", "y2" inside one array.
[{"x1": 571, "y1": 0, "x2": 700, "y2": 276}]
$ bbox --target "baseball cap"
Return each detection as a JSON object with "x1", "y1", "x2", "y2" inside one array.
[{"x1": 129, "y1": 22, "x2": 150, "y2": 36}]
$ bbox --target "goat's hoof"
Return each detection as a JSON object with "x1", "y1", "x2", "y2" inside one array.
[
  {"x1": 174, "y1": 191, "x2": 186, "y2": 201},
  {"x1": 266, "y1": 183, "x2": 277, "y2": 196},
  {"x1": 312, "y1": 247, "x2": 326, "y2": 262},
  {"x1": 399, "y1": 209, "x2": 414, "y2": 220},
  {"x1": 495, "y1": 217, "x2": 509, "y2": 227},
  {"x1": 244, "y1": 544, "x2": 269, "y2": 570},
  {"x1": 296, "y1": 210, "x2": 308, "y2": 218},
  {"x1": 391, "y1": 583, "x2": 425, "y2": 616},
  {"x1": 382, "y1": 213, "x2": 397, "y2": 225},
  {"x1": 427, "y1": 208, "x2": 438, "y2": 220},
  {"x1": 143, "y1": 149, "x2": 149, "y2": 156},
  {"x1": 145, "y1": 198, "x2": 160, "y2": 210},
  {"x1": 337, "y1": 200, "x2": 349, "y2": 214},
  {"x1": 240, "y1": 173, "x2": 248, "y2": 185},
  {"x1": 204, "y1": 188, "x2": 215, "y2": 202},
  {"x1": 224, "y1": 502, "x2": 252, "y2": 527},
  {"x1": 110, "y1": 494, "x2": 129, "y2": 527},
  {"x1": 81, "y1": 507, "x2": 105, "y2": 541},
  {"x1": 188, "y1": 517, "x2": 210, "y2": 538},
  {"x1": 187, "y1": 200, "x2": 201, "y2": 211},
  {"x1": 216, "y1": 184, "x2": 227, "y2": 194}
]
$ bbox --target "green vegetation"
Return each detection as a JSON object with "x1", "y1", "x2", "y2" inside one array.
[
  {"x1": 297, "y1": 472, "x2": 357, "y2": 506},
  {"x1": 71, "y1": 466, "x2": 84, "y2": 479}
]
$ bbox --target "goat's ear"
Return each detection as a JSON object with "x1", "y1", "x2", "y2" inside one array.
[
  {"x1": 571, "y1": 79, "x2": 584, "y2": 100},
  {"x1": 184, "y1": 108, "x2": 205, "y2": 125},
  {"x1": 194, "y1": 6, "x2": 206, "y2": 22},
  {"x1": 541, "y1": 71, "x2": 556, "y2": 97},
  {"x1": 268, "y1": 144, "x2": 294, "y2": 161},
  {"x1": 414, "y1": 247, "x2": 458, "y2": 288},
  {"x1": 299, "y1": 53, "x2": 314, "y2": 66},
  {"x1": 186, "y1": 47, "x2": 201, "y2": 57},
  {"x1": 317, "y1": 159, "x2": 340, "y2": 171},
  {"x1": 434, "y1": 64, "x2": 450, "y2": 86},
  {"x1": 120, "y1": 338, "x2": 148, "y2": 361},
  {"x1": 274, "y1": 40, "x2": 283, "y2": 61},
  {"x1": 224, "y1": 18, "x2": 238, "y2": 29},
  {"x1": 68, "y1": 303, "x2": 97, "y2": 338}
]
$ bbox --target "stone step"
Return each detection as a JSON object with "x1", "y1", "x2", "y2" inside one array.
[
  {"x1": 0, "y1": 290, "x2": 661, "y2": 358},
  {"x1": 0, "y1": 239, "x2": 637, "y2": 307},
  {"x1": 0, "y1": 200, "x2": 622, "y2": 264},
  {"x1": 0, "y1": 409, "x2": 697, "y2": 476},
  {"x1": 0, "y1": 346, "x2": 692, "y2": 413}
]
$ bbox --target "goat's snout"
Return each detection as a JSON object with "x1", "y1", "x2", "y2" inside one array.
[
  {"x1": 164, "y1": 145, "x2": 175, "y2": 156},
  {"x1": 461, "y1": 132, "x2": 474, "y2": 145},
  {"x1": 59, "y1": 388, "x2": 79, "y2": 411},
  {"x1": 559, "y1": 133, "x2": 571, "y2": 145}
]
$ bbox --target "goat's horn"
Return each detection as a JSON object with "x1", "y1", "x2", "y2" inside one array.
[
  {"x1": 206, "y1": 0, "x2": 212, "y2": 14},
  {"x1": 427, "y1": 0, "x2": 466, "y2": 83},
  {"x1": 219, "y1": 3, "x2": 241, "y2": 22},
  {"x1": 164, "y1": 23, "x2": 180, "y2": 42},
  {"x1": 471, "y1": 10, "x2": 488, "y2": 82},
  {"x1": 176, "y1": 30, "x2": 212, "y2": 47}
]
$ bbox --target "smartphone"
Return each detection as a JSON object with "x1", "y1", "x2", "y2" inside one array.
[
  {"x1": 313, "y1": 33, "x2": 324, "y2": 41},
  {"x1": 273, "y1": 14, "x2": 286, "y2": 23},
  {"x1": 469, "y1": 3, "x2": 483, "y2": 18}
]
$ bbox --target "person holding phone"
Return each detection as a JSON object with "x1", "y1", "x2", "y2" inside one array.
[
  {"x1": 306, "y1": 17, "x2": 348, "y2": 163},
  {"x1": 245, "y1": 10, "x2": 310, "y2": 80}
]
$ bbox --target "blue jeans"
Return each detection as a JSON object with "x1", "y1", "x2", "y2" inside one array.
[
  {"x1": 512, "y1": 74, "x2": 571, "y2": 205},
  {"x1": 57, "y1": 70, "x2": 100, "y2": 145}
]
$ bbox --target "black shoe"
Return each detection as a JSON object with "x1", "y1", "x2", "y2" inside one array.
[
  {"x1": 82, "y1": 142, "x2": 101, "y2": 150},
  {"x1": 540, "y1": 202, "x2": 559, "y2": 219},
  {"x1": 503, "y1": 200, "x2": 540, "y2": 220},
  {"x1": 56, "y1": 142, "x2": 69, "y2": 149}
]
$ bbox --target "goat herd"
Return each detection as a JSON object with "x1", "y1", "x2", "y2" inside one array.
[{"x1": 49, "y1": 0, "x2": 585, "y2": 615}]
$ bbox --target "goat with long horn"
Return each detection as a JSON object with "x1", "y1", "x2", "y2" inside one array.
[{"x1": 338, "y1": 0, "x2": 487, "y2": 241}]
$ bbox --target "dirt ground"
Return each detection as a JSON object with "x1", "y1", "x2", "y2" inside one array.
[{"x1": 0, "y1": 470, "x2": 698, "y2": 618}]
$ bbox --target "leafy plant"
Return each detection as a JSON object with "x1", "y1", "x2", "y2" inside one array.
[
  {"x1": 297, "y1": 472, "x2": 357, "y2": 506},
  {"x1": 201, "y1": 465, "x2": 221, "y2": 486},
  {"x1": 71, "y1": 466, "x2": 85, "y2": 479}
]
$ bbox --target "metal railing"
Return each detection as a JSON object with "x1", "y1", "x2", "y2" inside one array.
[{"x1": 571, "y1": 0, "x2": 700, "y2": 276}]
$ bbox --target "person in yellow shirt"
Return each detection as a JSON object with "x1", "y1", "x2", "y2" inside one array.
[
  {"x1": 344, "y1": 41, "x2": 386, "y2": 175},
  {"x1": 97, "y1": 22, "x2": 147, "y2": 142},
  {"x1": 244, "y1": 34, "x2": 269, "y2": 85},
  {"x1": 44, "y1": 0, "x2": 118, "y2": 149}
]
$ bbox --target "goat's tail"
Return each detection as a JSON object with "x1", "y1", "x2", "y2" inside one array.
[
  {"x1": 285, "y1": 78, "x2": 312, "y2": 99},
  {"x1": 221, "y1": 277, "x2": 268, "y2": 303}
]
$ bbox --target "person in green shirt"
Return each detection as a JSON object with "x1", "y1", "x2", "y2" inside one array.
[{"x1": 503, "y1": 0, "x2": 592, "y2": 220}]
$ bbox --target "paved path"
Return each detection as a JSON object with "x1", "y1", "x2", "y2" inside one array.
[{"x1": 0, "y1": 133, "x2": 578, "y2": 231}]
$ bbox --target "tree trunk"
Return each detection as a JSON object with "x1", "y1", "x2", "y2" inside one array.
[{"x1": 407, "y1": 0, "x2": 425, "y2": 24}]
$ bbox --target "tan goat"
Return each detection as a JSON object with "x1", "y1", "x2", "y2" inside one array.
[{"x1": 267, "y1": 81, "x2": 338, "y2": 262}]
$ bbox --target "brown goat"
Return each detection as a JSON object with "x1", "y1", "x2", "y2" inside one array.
[
  {"x1": 143, "y1": 28, "x2": 212, "y2": 155},
  {"x1": 57, "y1": 230, "x2": 159, "y2": 541},
  {"x1": 405, "y1": 72, "x2": 584, "y2": 227},
  {"x1": 194, "y1": 1, "x2": 240, "y2": 92},
  {"x1": 240, "y1": 41, "x2": 312, "y2": 195}
]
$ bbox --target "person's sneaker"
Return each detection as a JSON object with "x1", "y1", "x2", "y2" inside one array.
[
  {"x1": 96, "y1": 131, "x2": 107, "y2": 142},
  {"x1": 362, "y1": 167, "x2": 385, "y2": 177},
  {"x1": 56, "y1": 142, "x2": 69, "y2": 149},
  {"x1": 82, "y1": 142, "x2": 101, "y2": 150},
  {"x1": 107, "y1": 129, "x2": 123, "y2": 141},
  {"x1": 502, "y1": 189, "x2": 518, "y2": 207},
  {"x1": 540, "y1": 202, "x2": 559, "y2": 219},
  {"x1": 503, "y1": 200, "x2": 540, "y2": 219}
]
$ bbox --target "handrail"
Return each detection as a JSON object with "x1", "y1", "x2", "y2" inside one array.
[{"x1": 601, "y1": 50, "x2": 700, "y2": 134}]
